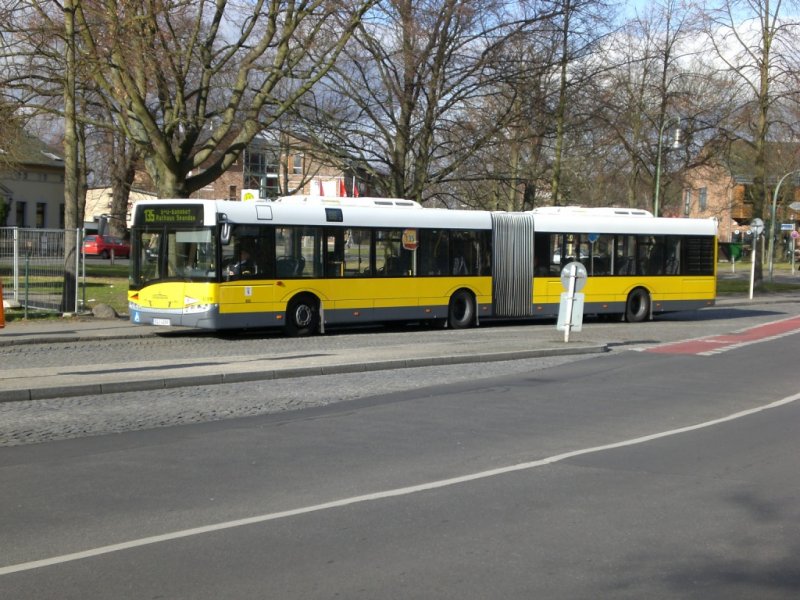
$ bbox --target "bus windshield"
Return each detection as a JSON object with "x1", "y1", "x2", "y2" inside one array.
[{"x1": 130, "y1": 226, "x2": 217, "y2": 288}]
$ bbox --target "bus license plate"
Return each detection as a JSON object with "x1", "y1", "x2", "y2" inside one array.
[{"x1": 153, "y1": 318, "x2": 171, "y2": 326}]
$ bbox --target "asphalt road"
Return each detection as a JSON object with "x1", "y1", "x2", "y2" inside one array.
[
  {"x1": 1, "y1": 302, "x2": 800, "y2": 598},
  {"x1": 0, "y1": 300, "x2": 797, "y2": 443}
]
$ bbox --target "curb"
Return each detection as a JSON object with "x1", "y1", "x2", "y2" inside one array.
[
  {"x1": 0, "y1": 344, "x2": 608, "y2": 403},
  {"x1": 0, "y1": 332, "x2": 160, "y2": 347}
]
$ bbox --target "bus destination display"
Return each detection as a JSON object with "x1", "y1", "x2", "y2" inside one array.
[{"x1": 139, "y1": 205, "x2": 204, "y2": 226}]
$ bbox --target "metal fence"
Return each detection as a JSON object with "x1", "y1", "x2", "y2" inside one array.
[{"x1": 0, "y1": 227, "x2": 83, "y2": 314}]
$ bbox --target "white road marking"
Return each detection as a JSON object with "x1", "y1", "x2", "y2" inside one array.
[{"x1": 3, "y1": 390, "x2": 800, "y2": 576}]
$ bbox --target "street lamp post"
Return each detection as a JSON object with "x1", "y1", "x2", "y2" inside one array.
[
  {"x1": 653, "y1": 117, "x2": 681, "y2": 217},
  {"x1": 767, "y1": 169, "x2": 800, "y2": 281}
]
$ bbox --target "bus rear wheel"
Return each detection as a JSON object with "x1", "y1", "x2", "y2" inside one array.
[
  {"x1": 285, "y1": 294, "x2": 319, "y2": 337},
  {"x1": 625, "y1": 287, "x2": 650, "y2": 323},
  {"x1": 448, "y1": 289, "x2": 475, "y2": 329}
]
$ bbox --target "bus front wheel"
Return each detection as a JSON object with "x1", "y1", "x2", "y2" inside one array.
[
  {"x1": 448, "y1": 290, "x2": 475, "y2": 329},
  {"x1": 285, "y1": 294, "x2": 319, "y2": 337},
  {"x1": 625, "y1": 288, "x2": 650, "y2": 323}
]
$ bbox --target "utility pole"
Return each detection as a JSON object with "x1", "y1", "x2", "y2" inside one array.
[{"x1": 767, "y1": 170, "x2": 800, "y2": 281}]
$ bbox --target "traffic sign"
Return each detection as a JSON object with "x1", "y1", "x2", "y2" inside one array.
[
  {"x1": 751, "y1": 218, "x2": 764, "y2": 236},
  {"x1": 560, "y1": 261, "x2": 587, "y2": 292}
]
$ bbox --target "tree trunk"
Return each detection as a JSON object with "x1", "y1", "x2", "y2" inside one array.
[
  {"x1": 61, "y1": 0, "x2": 79, "y2": 314},
  {"x1": 752, "y1": 2, "x2": 773, "y2": 284},
  {"x1": 110, "y1": 139, "x2": 137, "y2": 237},
  {"x1": 146, "y1": 156, "x2": 189, "y2": 199},
  {"x1": 551, "y1": 0, "x2": 571, "y2": 206}
]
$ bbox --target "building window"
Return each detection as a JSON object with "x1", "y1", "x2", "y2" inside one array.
[
  {"x1": 293, "y1": 154, "x2": 303, "y2": 175},
  {"x1": 683, "y1": 189, "x2": 692, "y2": 216},
  {"x1": 698, "y1": 187, "x2": 707, "y2": 212},
  {"x1": 261, "y1": 176, "x2": 279, "y2": 199},
  {"x1": 36, "y1": 202, "x2": 46, "y2": 227},
  {"x1": 228, "y1": 185, "x2": 237, "y2": 201},
  {"x1": 16, "y1": 201, "x2": 25, "y2": 227},
  {"x1": 244, "y1": 148, "x2": 280, "y2": 199}
]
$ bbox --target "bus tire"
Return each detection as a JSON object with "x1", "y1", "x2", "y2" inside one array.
[
  {"x1": 625, "y1": 287, "x2": 650, "y2": 323},
  {"x1": 448, "y1": 289, "x2": 475, "y2": 329},
  {"x1": 285, "y1": 294, "x2": 319, "y2": 337}
]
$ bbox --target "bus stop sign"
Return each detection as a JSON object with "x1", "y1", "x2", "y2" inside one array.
[{"x1": 560, "y1": 261, "x2": 587, "y2": 292}]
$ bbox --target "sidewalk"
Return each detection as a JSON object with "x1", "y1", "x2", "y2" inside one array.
[
  {"x1": 0, "y1": 315, "x2": 608, "y2": 403},
  {"x1": 2, "y1": 290, "x2": 799, "y2": 403}
]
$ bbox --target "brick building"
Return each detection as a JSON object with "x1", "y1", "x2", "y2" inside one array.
[
  {"x1": 680, "y1": 142, "x2": 800, "y2": 245},
  {"x1": 137, "y1": 132, "x2": 365, "y2": 203}
]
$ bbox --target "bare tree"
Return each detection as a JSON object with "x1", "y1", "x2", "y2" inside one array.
[
  {"x1": 65, "y1": 0, "x2": 378, "y2": 198},
  {"x1": 1, "y1": 1, "x2": 135, "y2": 240},
  {"x1": 451, "y1": 30, "x2": 557, "y2": 211},
  {"x1": 703, "y1": 0, "x2": 800, "y2": 279},
  {"x1": 295, "y1": 0, "x2": 561, "y2": 204},
  {"x1": 549, "y1": 0, "x2": 613, "y2": 206},
  {"x1": 583, "y1": 0, "x2": 735, "y2": 214},
  {"x1": 0, "y1": 2, "x2": 54, "y2": 225},
  {"x1": 3, "y1": 0, "x2": 378, "y2": 200}
]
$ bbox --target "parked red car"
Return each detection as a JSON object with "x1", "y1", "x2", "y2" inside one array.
[{"x1": 82, "y1": 235, "x2": 130, "y2": 259}]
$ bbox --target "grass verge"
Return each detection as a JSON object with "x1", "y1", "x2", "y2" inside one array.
[
  {"x1": 717, "y1": 279, "x2": 800, "y2": 295},
  {"x1": 2, "y1": 261, "x2": 130, "y2": 322}
]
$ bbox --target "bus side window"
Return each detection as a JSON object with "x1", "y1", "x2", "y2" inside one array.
[
  {"x1": 533, "y1": 234, "x2": 551, "y2": 276},
  {"x1": 419, "y1": 229, "x2": 449, "y2": 276},
  {"x1": 641, "y1": 236, "x2": 666, "y2": 275},
  {"x1": 343, "y1": 228, "x2": 372, "y2": 277},
  {"x1": 275, "y1": 226, "x2": 317, "y2": 278},
  {"x1": 376, "y1": 229, "x2": 413, "y2": 276},
  {"x1": 255, "y1": 231, "x2": 275, "y2": 279},
  {"x1": 590, "y1": 234, "x2": 612, "y2": 276},
  {"x1": 479, "y1": 231, "x2": 492, "y2": 275},
  {"x1": 451, "y1": 230, "x2": 484, "y2": 276},
  {"x1": 665, "y1": 237, "x2": 681, "y2": 274},
  {"x1": 451, "y1": 232, "x2": 467, "y2": 275},
  {"x1": 324, "y1": 229, "x2": 345, "y2": 278},
  {"x1": 549, "y1": 233, "x2": 565, "y2": 275},
  {"x1": 615, "y1": 235, "x2": 637, "y2": 275}
]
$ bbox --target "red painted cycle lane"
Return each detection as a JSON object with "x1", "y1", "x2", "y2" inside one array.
[{"x1": 645, "y1": 315, "x2": 800, "y2": 356}]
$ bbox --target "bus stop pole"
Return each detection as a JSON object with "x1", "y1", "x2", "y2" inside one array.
[
  {"x1": 564, "y1": 264, "x2": 577, "y2": 343},
  {"x1": 749, "y1": 238, "x2": 756, "y2": 300}
]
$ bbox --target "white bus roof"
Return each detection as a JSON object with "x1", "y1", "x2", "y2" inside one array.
[
  {"x1": 532, "y1": 206, "x2": 653, "y2": 217},
  {"x1": 531, "y1": 212, "x2": 717, "y2": 236},
  {"x1": 132, "y1": 198, "x2": 717, "y2": 236},
  {"x1": 274, "y1": 195, "x2": 424, "y2": 209}
]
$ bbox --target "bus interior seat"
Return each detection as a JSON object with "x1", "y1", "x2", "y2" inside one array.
[
  {"x1": 666, "y1": 256, "x2": 679, "y2": 274},
  {"x1": 277, "y1": 256, "x2": 305, "y2": 277},
  {"x1": 616, "y1": 257, "x2": 634, "y2": 275},
  {"x1": 452, "y1": 256, "x2": 467, "y2": 275}
]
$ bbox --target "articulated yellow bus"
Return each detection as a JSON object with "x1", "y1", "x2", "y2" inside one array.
[{"x1": 128, "y1": 197, "x2": 717, "y2": 335}]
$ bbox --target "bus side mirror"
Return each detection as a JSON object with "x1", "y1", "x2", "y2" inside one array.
[{"x1": 220, "y1": 223, "x2": 231, "y2": 245}]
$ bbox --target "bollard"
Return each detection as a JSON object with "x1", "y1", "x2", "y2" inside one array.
[{"x1": 0, "y1": 278, "x2": 5, "y2": 328}]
